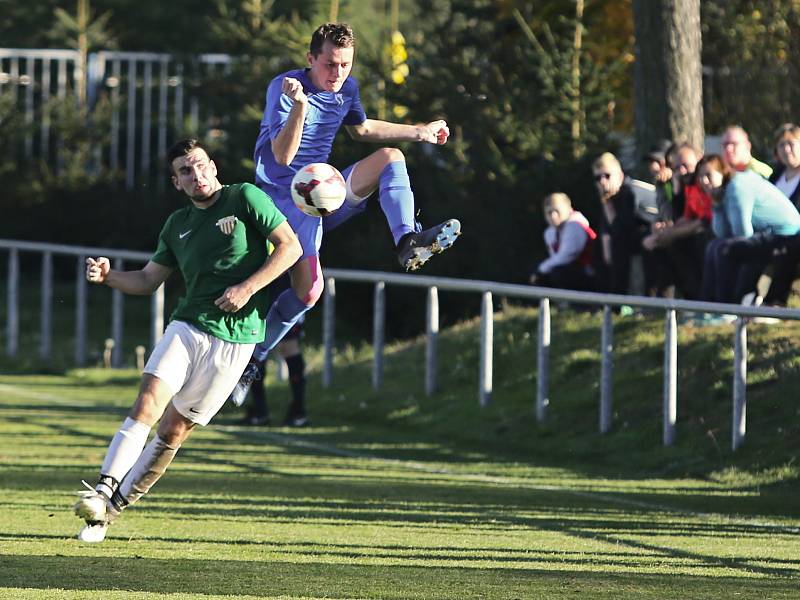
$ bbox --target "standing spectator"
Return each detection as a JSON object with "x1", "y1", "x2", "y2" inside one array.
[
  {"x1": 696, "y1": 154, "x2": 800, "y2": 305},
  {"x1": 721, "y1": 125, "x2": 773, "y2": 178},
  {"x1": 529, "y1": 193, "x2": 597, "y2": 292},
  {"x1": 592, "y1": 152, "x2": 653, "y2": 295}
]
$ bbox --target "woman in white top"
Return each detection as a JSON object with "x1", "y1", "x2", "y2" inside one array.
[{"x1": 764, "y1": 123, "x2": 800, "y2": 306}]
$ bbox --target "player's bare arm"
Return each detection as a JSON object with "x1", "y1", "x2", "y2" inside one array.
[
  {"x1": 271, "y1": 77, "x2": 308, "y2": 166},
  {"x1": 86, "y1": 258, "x2": 173, "y2": 294},
  {"x1": 345, "y1": 119, "x2": 449, "y2": 145},
  {"x1": 214, "y1": 221, "x2": 302, "y2": 313}
]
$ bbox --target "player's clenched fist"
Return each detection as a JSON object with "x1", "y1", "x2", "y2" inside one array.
[
  {"x1": 282, "y1": 77, "x2": 307, "y2": 104},
  {"x1": 421, "y1": 120, "x2": 449, "y2": 145},
  {"x1": 86, "y1": 257, "x2": 110, "y2": 283}
]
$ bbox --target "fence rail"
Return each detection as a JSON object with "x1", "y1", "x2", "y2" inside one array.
[{"x1": 3, "y1": 238, "x2": 800, "y2": 452}]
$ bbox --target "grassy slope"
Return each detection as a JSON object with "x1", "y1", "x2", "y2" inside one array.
[{"x1": 251, "y1": 304, "x2": 800, "y2": 483}]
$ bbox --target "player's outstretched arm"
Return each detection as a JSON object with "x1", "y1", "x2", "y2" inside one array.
[
  {"x1": 213, "y1": 221, "x2": 302, "y2": 313},
  {"x1": 86, "y1": 257, "x2": 173, "y2": 295},
  {"x1": 345, "y1": 119, "x2": 449, "y2": 145}
]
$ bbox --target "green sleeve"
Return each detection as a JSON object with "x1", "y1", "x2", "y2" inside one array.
[
  {"x1": 150, "y1": 216, "x2": 178, "y2": 267},
  {"x1": 240, "y1": 183, "x2": 287, "y2": 238}
]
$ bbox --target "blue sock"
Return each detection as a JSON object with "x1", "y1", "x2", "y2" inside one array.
[
  {"x1": 252, "y1": 290, "x2": 311, "y2": 362},
  {"x1": 379, "y1": 161, "x2": 416, "y2": 245}
]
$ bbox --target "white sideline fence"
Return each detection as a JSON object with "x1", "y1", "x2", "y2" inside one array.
[{"x1": 3, "y1": 238, "x2": 800, "y2": 452}]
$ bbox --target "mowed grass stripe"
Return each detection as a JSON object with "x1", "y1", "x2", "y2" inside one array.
[{"x1": 1, "y1": 374, "x2": 799, "y2": 599}]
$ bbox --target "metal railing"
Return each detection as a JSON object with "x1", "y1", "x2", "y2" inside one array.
[
  {"x1": 3, "y1": 238, "x2": 800, "y2": 451},
  {"x1": 1, "y1": 239, "x2": 162, "y2": 367}
]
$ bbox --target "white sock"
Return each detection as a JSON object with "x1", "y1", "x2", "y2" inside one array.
[{"x1": 97, "y1": 417, "x2": 151, "y2": 497}]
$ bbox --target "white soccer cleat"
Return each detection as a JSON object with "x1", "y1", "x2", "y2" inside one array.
[
  {"x1": 74, "y1": 480, "x2": 108, "y2": 522},
  {"x1": 77, "y1": 521, "x2": 109, "y2": 543}
]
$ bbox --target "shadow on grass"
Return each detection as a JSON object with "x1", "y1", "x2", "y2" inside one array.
[{"x1": 0, "y1": 553, "x2": 798, "y2": 599}]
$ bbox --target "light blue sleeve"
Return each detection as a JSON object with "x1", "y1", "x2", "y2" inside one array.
[
  {"x1": 724, "y1": 178, "x2": 755, "y2": 237},
  {"x1": 711, "y1": 204, "x2": 731, "y2": 238},
  {"x1": 266, "y1": 77, "x2": 293, "y2": 141}
]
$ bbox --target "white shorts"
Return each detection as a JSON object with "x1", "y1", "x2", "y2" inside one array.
[{"x1": 143, "y1": 321, "x2": 255, "y2": 426}]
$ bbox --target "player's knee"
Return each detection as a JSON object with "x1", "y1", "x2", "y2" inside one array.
[
  {"x1": 301, "y1": 277, "x2": 324, "y2": 306},
  {"x1": 377, "y1": 147, "x2": 405, "y2": 165}
]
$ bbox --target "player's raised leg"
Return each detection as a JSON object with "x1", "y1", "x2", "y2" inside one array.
[{"x1": 324, "y1": 147, "x2": 461, "y2": 271}]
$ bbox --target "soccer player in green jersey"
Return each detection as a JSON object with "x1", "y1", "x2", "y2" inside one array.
[{"x1": 73, "y1": 139, "x2": 301, "y2": 542}]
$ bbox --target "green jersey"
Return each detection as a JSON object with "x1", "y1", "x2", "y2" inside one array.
[{"x1": 151, "y1": 183, "x2": 286, "y2": 343}]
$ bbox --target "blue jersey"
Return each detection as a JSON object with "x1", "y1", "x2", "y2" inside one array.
[{"x1": 254, "y1": 68, "x2": 366, "y2": 192}]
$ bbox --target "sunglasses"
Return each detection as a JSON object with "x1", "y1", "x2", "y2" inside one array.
[{"x1": 594, "y1": 173, "x2": 612, "y2": 182}]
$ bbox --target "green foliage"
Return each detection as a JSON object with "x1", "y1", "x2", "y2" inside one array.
[{"x1": 702, "y1": 0, "x2": 800, "y2": 153}]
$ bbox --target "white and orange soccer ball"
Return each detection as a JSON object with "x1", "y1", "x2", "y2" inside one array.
[{"x1": 290, "y1": 163, "x2": 347, "y2": 217}]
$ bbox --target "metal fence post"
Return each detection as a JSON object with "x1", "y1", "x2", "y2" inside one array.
[
  {"x1": 322, "y1": 276, "x2": 336, "y2": 388},
  {"x1": 599, "y1": 306, "x2": 614, "y2": 433},
  {"x1": 372, "y1": 281, "x2": 385, "y2": 390},
  {"x1": 425, "y1": 286, "x2": 439, "y2": 396},
  {"x1": 6, "y1": 248, "x2": 19, "y2": 357},
  {"x1": 732, "y1": 318, "x2": 747, "y2": 451},
  {"x1": 40, "y1": 251, "x2": 53, "y2": 359},
  {"x1": 479, "y1": 291, "x2": 493, "y2": 407},
  {"x1": 663, "y1": 309, "x2": 677, "y2": 446},
  {"x1": 111, "y1": 258, "x2": 124, "y2": 367},
  {"x1": 75, "y1": 256, "x2": 87, "y2": 366},
  {"x1": 536, "y1": 297, "x2": 550, "y2": 422}
]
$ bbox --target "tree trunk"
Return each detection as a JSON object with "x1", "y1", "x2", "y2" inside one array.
[{"x1": 632, "y1": 0, "x2": 704, "y2": 163}]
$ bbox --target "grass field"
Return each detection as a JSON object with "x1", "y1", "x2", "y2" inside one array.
[{"x1": 1, "y1": 305, "x2": 799, "y2": 599}]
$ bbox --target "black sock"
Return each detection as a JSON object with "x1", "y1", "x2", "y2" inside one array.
[{"x1": 285, "y1": 354, "x2": 306, "y2": 417}]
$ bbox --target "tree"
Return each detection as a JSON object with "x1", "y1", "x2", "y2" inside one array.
[{"x1": 632, "y1": 0, "x2": 704, "y2": 158}]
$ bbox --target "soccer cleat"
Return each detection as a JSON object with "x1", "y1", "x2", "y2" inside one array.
[
  {"x1": 228, "y1": 360, "x2": 264, "y2": 407},
  {"x1": 77, "y1": 521, "x2": 109, "y2": 543},
  {"x1": 397, "y1": 219, "x2": 461, "y2": 271},
  {"x1": 239, "y1": 414, "x2": 271, "y2": 426},
  {"x1": 282, "y1": 415, "x2": 310, "y2": 428},
  {"x1": 74, "y1": 480, "x2": 108, "y2": 523}
]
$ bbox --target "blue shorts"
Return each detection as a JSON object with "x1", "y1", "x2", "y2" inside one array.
[{"x1": 258, "y1": 163, "x2": 369, "y2": 259}]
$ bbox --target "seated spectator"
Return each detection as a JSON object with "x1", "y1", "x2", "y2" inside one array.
[
  {"x1": 769, "y1": 123, "x2": 800, "y2": 207},
  {"x1": 696, "y1": 154, "x2": 800, "y2": 305},
  {"x1": 592, "y1": 152, "x2": 654, "y2": 295},
  {"x1": 762, "y1": 123, "x2": 800, "y2": 306},
  {"x1": 641, "y1": 142, "x2": 714, "y2": 299},
  {"x1": 529, "y1": 193, "x2": 597, "y2": 291},
  {"x1": 721, "y1": 125, "x2": 773, "y2": 178}
]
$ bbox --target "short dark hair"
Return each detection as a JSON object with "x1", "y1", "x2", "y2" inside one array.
[
  {"x1": 309, "y1": 23, "x2": 355, "y2": 57},
  {"x1": 166, "y1": 138, "x2": 211, "y2": 173}
]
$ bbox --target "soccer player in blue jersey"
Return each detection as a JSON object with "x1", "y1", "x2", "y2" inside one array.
[{"x1": 229, "y1": 22, "x2": 460, "y2": 406}]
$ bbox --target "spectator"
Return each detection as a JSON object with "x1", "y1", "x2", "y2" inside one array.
[
  {"x1": 721, "y1": 125, "x2": 773, "y2": 178},
  {"x1": 762, "y1": 123, "x2": 800, "y2": 306},
  {"x1": 592, "y1": 152, "x2": 654, "y2": 295},
  {"x1": 529, "y1": 193, "x2": 597, "y2": 292},
  {"x1": 769, "y1": 123, "x2": 800, "y2": 208},
  {"x1": 696, "y1": 154, "x2": 800, "y2": 305},
  {"x1": 641, "y1": 142, "x2": 714, "y2": 299}
]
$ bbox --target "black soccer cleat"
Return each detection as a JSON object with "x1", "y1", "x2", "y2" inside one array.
[{"x1": 397, "y1": 219, "x2": 461, "y2": 271}]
